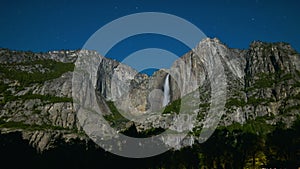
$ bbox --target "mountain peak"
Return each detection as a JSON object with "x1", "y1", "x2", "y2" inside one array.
[{"x1": 198, "y1": 37, "x2": 223, "y2": 46}]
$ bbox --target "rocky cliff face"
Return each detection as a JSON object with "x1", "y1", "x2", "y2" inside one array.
[{"x1": 0, "y1": 38, "x2": 300, "y2": 151}]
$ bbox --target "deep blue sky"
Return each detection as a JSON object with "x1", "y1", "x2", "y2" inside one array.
[{"x1": 1, "y1": 0, "x2": 299, "y2": 61}]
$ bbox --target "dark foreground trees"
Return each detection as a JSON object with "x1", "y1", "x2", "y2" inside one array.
[{"x1": 0, "y1": 118, "x2": 299, "y2": 169}]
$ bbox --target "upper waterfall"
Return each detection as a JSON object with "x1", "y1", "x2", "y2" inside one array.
[{"x1": 163, "y1": 74, "x2": 170, "y2": 107}]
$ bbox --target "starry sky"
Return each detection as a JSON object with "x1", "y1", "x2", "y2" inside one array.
[{"x1": 0, "y1": 0, "x2": 299, "y2": 62}]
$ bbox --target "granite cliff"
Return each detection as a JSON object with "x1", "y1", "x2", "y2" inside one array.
[{"x1": 0, "y1": 38, "x2": 300, "y2": 152}]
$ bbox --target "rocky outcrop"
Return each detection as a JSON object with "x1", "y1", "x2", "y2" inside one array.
[{"x1": 221, "y1": 41, "x2": 300, "y2": 127}]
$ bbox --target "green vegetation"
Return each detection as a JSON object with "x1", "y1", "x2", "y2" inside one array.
[
  {"x1": 247, "y1": 96, "x2": 274, "y2": 106},
  {"x1": 281, "y1": 104, "x2": 300, "y2": 114},
  {"x1": 162, "y1": 98, "x2": 181, "y2": 114},
  {"x1": 293, "y1": 81, "x2": 300, "y2": 87},
  {"x1": 225, "y1": 98, "x2": 246, "y2": 107},
  {"x1": 253, "y1": 73, "x2": 275, "y2": 88},
  {"x1": 32, "y1": 109, "x2": 42, "y2": 114},
  {"x1": 185, "y1": 117, "x2": 300, "y2": 169},
  {"x1": 296, "y1": 70, "x2": 300, "y2": 77},
  {"x1": 199, "y1": 102, "x2": 210, "y2": 108},
  {"x1": 225, "y1": 96, "x2": 274, "y2": 108},
  {"x1": 0, "y1": 118, "x2": 66, "y2": 131},
  {"x1": 0, "y1": 82, "x2": 9, "y2": 93},
  {"x1": 0, "y1": 59, "x2": 74, "y2": 106},
  {"x1": 0, "y1": 59, "x2": 74, "y2": 86},
  {"x1": 104, "y1": 101, "x2": 166, "y2": 137},
  {"x1": 278, "y1": 73, "x2": 293, "y2": 82},
  {"x1": 104, "y1": 101, "x2": 129, "y2": 127},
  {"x1": 222, "y1": 116, "x2": 274, "y2": 136},
  {"x1": 190, "y1": 126, "x2": 203, "y2": 137},
  {"x1": 277, "y1": 92, "x2": 300, "y2": 114},
  {"x1": 246, "y1": 71, "x2": 295, "y2": 92}
]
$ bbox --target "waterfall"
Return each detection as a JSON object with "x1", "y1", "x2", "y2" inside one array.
[{"x1": 163, "y1": 74, "x2": 170, "y2": 107}]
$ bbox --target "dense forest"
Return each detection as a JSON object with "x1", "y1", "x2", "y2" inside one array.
[{"x1": 1, "y1": 117, "x2": 299, "y2": 169}]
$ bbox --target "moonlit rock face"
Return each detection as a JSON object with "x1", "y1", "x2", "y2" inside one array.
[{"x1": 1, "y1": 38, "x2": 300, "y2": 152}]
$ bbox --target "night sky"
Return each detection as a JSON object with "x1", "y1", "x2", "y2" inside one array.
[{"x1": 0, "y1": 0, "x2": 299, "y2": 62}]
